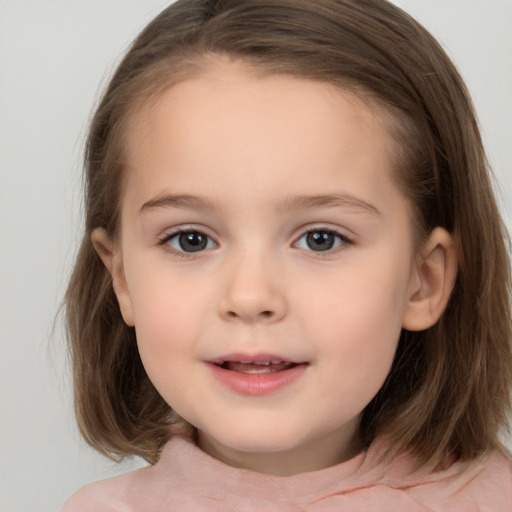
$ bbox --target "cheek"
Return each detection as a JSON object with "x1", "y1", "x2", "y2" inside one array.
[
  {"x1": 130, "y1": 290, "x2": 200, "y2": 409},
  {"x1": 122, "y1": 270, "x2": 202, "y2": 368},
  {"x1": 305, "y1": 257, "x2": 410, "y2": 328},
  {"x1": 313, "y1": 274, "x2": 406, "y2": 415},
  {"x1": 126, "y1": 277, "x2": 216, "y2": 421},
  {"x1": 300, "y1": 255, "x2": 411, "y2": 370}
]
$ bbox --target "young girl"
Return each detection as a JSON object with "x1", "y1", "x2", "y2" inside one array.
[{"x1": 62, "y1": 0, "x2": 512, "y2": 510}]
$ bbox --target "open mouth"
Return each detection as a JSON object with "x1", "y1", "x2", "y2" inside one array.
[
  {"x1": 208, "y1": 355, "x2": 308, "y2": 395},
  {"x1": 216, "y1": 360, "x2": 298, "y2": 374}
]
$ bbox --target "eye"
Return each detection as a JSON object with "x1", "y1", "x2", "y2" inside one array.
[
  {"x1": 295, "y1": 229, "x2": 349, "y2": 252},
  {"x1": 162, "y1": 230, "x2": 216, "y2": 253}
]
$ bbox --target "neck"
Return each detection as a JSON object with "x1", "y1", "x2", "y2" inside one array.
[{"x1": 197, "y1": 425, "x2": 362, "y2": 477}]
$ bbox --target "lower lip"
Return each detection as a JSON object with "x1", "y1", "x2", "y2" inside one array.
[{"x1": 207, "y1": 363, "x2": 308, "y2": 396}]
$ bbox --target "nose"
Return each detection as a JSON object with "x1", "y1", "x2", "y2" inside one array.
[{"x1": 218, "y1": 251, "x2": 287, "y2": 324}]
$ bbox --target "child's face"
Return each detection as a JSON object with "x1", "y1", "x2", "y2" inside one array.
[{"x1": 108, "y1": 61, "x2": 423, "y2": 474}]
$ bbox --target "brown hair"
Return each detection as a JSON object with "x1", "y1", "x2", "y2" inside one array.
[{"x1": 65, "y1": 0, "x2": 512, "y2": 467}]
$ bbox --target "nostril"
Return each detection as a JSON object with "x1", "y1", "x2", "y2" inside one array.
[{"x1": 226, "y1": 309, "x2": 274, "y2": 319}]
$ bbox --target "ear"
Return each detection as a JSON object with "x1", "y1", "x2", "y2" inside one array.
[
  {"x1": 91, "y1": 227, "x2": 135, "y2": 327},
  {"x1": 402, "y1": 227, "x2": 458, "y2": 331}
]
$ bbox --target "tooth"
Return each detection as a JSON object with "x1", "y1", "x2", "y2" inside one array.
[
  {"x1": 254, "y1": 361, "x2": 271, "y2": 365},
  {"x1": 245, "y1": 367, "x2": 272, "y2": 374}
]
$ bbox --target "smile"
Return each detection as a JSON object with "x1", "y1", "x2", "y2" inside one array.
[
  {"x1": 207, "y1": 354, "x2": 308, "y2": 395},
  {"x1": 218, "y1": 360, "x2": 297, "y2": 374}
]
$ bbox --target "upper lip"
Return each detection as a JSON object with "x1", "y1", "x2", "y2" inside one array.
[{"x1": 207, "y1": 353, "x2": 303, "y2": 365}]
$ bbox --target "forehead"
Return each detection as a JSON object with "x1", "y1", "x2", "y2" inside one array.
[
  {"x1": 126, "y1": 59, "x2": 395, "y2": 145},
  {"x1": 120, "y1": 60, "x2": 403, "y2": 212}
]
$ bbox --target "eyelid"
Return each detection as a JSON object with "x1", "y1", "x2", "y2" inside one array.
[
  {"x1": 156, "y1": 224, "x2": 353, "y2": 254},
  {"x1": 158, "y1": 226, "x2": 218, "y2": 254},
  {"x1": 293, "y1": 223, "x2": 354, "y2": 241},
  {"x1": 292, "y1": 225, "x2": 353, "y2": 252}
]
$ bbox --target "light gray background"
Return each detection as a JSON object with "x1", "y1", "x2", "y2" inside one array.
[{"x1": 1, "y1": 1, "x2": 511, "y2": 511}]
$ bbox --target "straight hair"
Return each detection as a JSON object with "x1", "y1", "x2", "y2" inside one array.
[{"x1": 65, "y1": 0, "x2": 512, "y2": 467}]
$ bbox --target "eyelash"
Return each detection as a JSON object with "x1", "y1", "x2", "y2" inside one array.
[
  {"x1": 157, "y1": 227, "x2": 352, "y2": 256},
  {"x1": 158, "y1": 229, "x2": 217, "y2": 254},
  {"x1": 294, "y1": 228, "x2": 352, "y2": 254}
]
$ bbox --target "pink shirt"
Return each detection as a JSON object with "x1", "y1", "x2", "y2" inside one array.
[{"x1": 62, "y1": 436, "x2": 512, "y2": 511}]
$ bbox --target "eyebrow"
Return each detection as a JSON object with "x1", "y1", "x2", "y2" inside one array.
[
  {"x1": 139, "y1": 192, "x2": 380, "y2": 216},
  {"x1": 140, "y1": 194, "x2": 217, "y2": 213},
  {"x1": 278, "y1": 193, "x2": 381, "y2": 216}
]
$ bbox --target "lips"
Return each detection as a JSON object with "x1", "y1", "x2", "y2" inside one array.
[
  {"x1": 218, "y1": 360, "x2": 297, "y2": 374},
  {"x1": 207, "y1": 354, "x2": 307, "y2": 395}
]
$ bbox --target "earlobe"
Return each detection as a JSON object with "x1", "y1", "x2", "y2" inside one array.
[
  {"x1": 402, "y1": 227, "x2": 458, "y2": 331},
  {"x1": 91, "y1": 227, "x2": 135, "y2": 327}
]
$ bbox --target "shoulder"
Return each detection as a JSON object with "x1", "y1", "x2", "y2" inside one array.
[
  {"x1": 60, "y1": 469, "x2": 147, "y2": 512},
  {"x1": 461, "y1": 447, "x2": 512, "y2": 494},
  {"x1": 60, "y1": 457, "x2": 186, "y2": 512},
  {"x1": 361, "y1": 441, "x2": 512, "y2": 511},
  {"x1": 403, "y1": 447, "x2": 512, "y2": 511},
  {"x1": 448, "y1": 447, "x2": 512, "y2": 491},
  {"x1": 60, "y1": 437, "x2": 192, "y2": 512}
]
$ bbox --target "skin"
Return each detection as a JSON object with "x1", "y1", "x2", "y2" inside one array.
[{"x1": 93, "y1": 59, "x2": 457, "y2": 476}]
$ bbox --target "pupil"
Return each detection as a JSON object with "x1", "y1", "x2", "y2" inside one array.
[
  {"x1": 179, "y1": 232, "x2": 207, "y2": 252},
  {"x1": 307, "y1": 231, "x2": 334, "y2": 251}
]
